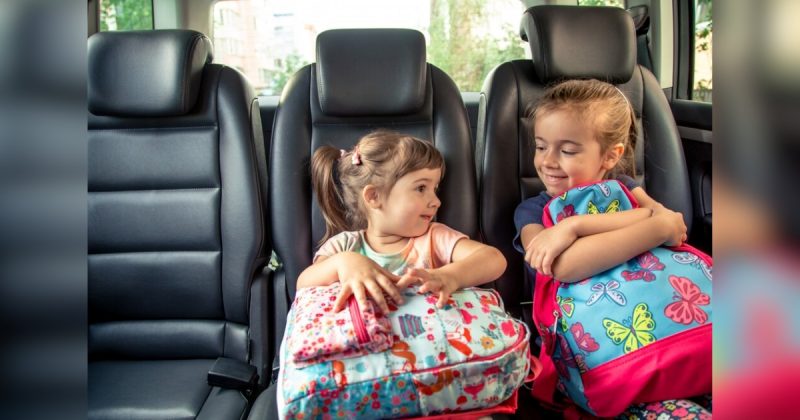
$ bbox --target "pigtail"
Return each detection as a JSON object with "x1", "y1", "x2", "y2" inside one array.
[{"x1": 311, "y1": 146, "x2": 349, "y2": 244}]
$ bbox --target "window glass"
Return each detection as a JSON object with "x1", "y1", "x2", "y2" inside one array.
[
  {"x1": 577, "y1": 0, "x2": 624, "y2": 8},
  {"x1": 693, "y1": 0, "x2": 712, "y2": 102},
  {"x1": 212, "y1": 0, "x2": 528, "y2": 95},
  {"x1": 99, "y1": 0, "x2": 153, "y2": 31}
]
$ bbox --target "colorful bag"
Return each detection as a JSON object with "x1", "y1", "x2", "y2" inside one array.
[
  {"x1": 530, "y1": 180, "x2": 712, "y2": 417},
  {"x1": 278, "y1": 284, "x2": 532, "y2": 419},
  {"x1": 287, "y1": 285, "x2": 394, "y2": 367}
]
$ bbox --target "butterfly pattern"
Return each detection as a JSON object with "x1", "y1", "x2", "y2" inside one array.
[
  {"x1": 664, "y1": 275, "x2": 710, "y2": 325},
  {"x1": 672, "y1": 252, "x2": 713, "y2": 281},
  {"x1": 587, "y1": 199, "x2": 620, "y2": 215},
  {"x1": 603, "y1": 303, "x2": 657, "y2": 354},
  {"x1": 556, "y1": 204, "x2": 576, "y2": 223},
  {"x1": 535, "y1": 180, "x2": 712, "y2": 415},
  {"x1": 557, "y1": 296, "x2": 575, "y2": 332},
  {"x1": 570, "y1": 322, "x2": 600, "y2": 353},
  {"x1": 621, "y1": 251, "x2": 665, "y2": 282},
  {"x1": 585, "y1": 280, "x2": 627, "y2": 306}
]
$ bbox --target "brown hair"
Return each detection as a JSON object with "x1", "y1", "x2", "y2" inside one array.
[
  {"x1": 529, "y1": 79, "x2": 637, "y2": 179},
  {"x1": 311, "y1": 130, "x2": 445, "y2": 244}
]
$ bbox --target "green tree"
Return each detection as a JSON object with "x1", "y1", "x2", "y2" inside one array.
[
  {"x1": 267, "y1": 52, "x2": 308, "y2": 96},
  {"x1": 578, "y1": 0, "x2": 623, "y2": 7},
  {"x1": 428, "y1": 0, "x2": 526, "y2": 91},
  {"x1": 100, "y1": 0, "x2": 153, "y2": 31}
]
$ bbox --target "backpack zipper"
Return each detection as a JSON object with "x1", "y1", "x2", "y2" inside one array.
[{"x1": 349, "y1": 297, "x2": 370, "y2": 344}]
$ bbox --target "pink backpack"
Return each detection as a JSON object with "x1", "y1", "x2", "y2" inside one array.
[
  {"x1": 278, "y1": 283, "x2": 533, "y2": 419},
  {"x1": 530, "y1": 180, "x2": 712, "y2": 417}
]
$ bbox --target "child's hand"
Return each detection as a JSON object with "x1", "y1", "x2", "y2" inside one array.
[
  {"x1": 656, "y1": 209, "x2": 688, "y2": 246},
  {"x1": 524, "y1": 221, "x2": 578, "y2": 277},
  {"x1": 398, "y1": 268, "x2": 457, "y2": 309},
  {"x1": 333, "y1": 252, "x2": 404, "y2": 313}
]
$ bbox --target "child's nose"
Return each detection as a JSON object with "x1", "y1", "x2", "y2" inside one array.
[
  {"x1": 430, "y1": 194, "x2": 441, "y2": 208},
  {"x1": 542, "y1": 150, "x2": 558, "y2": 167}
]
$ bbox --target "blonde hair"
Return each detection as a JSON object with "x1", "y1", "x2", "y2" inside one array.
[
  {"x1": 529, "y1": 79, "x2": 637, "y2": 179},
  {"x1": 311, "y1": 130, "x2": 445, "y2": 244}
]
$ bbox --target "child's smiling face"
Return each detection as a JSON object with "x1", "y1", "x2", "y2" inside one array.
[
  {"x1": 533, "y1": 109, "x2": 621, "y2": 196},
  {"x1": 374, "y1": 167, "x2": 442, "y2": 238}
]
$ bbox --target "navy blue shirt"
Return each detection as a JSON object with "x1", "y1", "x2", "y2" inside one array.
[{"x1": 512, "y1": 175, "x2": 640, "y2": 254}]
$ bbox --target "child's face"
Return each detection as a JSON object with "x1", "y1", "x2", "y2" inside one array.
[
  {"x1": 374, "y1": 167, "x2": 442, "y2": 238},
  {"x1": 533, "y1": 110, "x2": 617, "y2": 196}
]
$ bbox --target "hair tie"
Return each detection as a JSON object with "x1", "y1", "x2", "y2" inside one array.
[
  {"x1": 351, "y1": 146, "x2": 362, "y2": 165},
  {"x1": 339, "y1": 149, "x2": 347, "y2": 158}
]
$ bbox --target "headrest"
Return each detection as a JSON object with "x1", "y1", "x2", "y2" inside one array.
[
  {"x1": 88, "y1": 30, "x2": 213, "y2": 117},
  {"x1": 316, "y1": 29, "x2": 427, "y2": 116},
  {"x1": 521, "y1": 6, "x2": 635, "y2": 84}
]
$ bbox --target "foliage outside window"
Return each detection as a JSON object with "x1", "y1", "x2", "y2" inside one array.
[
  {"x1": 99, "y1": 0, "x2": 153, "y2": 31},
  {"x1": 212, "y1": 0, "x2": 527, "y2": 95},
  {"x1": 578, "y1": 0, "x2": 624, "y2": 8},
  {"x1": 693, "y1": 0, "x2": 712, "y2": 102}
]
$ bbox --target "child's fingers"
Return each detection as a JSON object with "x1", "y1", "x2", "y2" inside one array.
[
  {"x1": 381, "y1": 268, "x2": 401, "y2": 283},
  {"x1": 541, "y1": 251, "x2": 552, "y2": 277},
  {"x1": 376, "y1": 275, "x2": 404, "y2": 305},
  {"x1": 333, "y1": 285, "x2": 352, "y2": 312},
  {"x1": 396, "y1": 274, "x2": 420, "y2": 290},
  {"x1": 436, "y1": 291, "x2": 450, "y2": 308},
  {"x1": 351, "y1": 283, "x2": 369, "y2": 313},
  {"x1": 364, "y1": 280, "x2": 389, "y2": 313}
]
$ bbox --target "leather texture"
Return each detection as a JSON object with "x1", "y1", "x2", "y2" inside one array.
[
  {"x1": 88, "y1": 360, "x2": 247, "y2": 420},
  {"x1": 88, "y1": 30, "x2": 268, "y2": 419},
  {"x1": 476, "y1": 5, "x2": 691, "y2": 321},
  {"x1": 522, "y1": 6, "x2": 636, "y2": 84},
  {"x1": 268, "y1": 28, "x2": 476, "y2": 375},
  {"x1": 88, "y1": 30, "x2": 213, "y2": 117},
  {"x1": 316, "y1": 29, "x2": 427, "y2": 116}
]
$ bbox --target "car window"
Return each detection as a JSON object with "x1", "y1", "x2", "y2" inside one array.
[
  {"x1": 211, "y1": 0, "x2": 528, "y2": 95},
  {"x1": 578, "y1": 0, "x2": 624, "y2": 7},
  {"x1": 99, "y1": 0, "x2": 154, "y2": 31},
  {"x1": 692, "y1": 0, "x2": 712, "y2": 102}
]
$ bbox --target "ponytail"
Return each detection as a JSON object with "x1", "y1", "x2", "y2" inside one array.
[{"x1": 311, "y1": 146, "x2": 349, "y2": 244}]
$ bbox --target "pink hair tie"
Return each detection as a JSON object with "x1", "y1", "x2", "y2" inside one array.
[
  {"x1": 351, "y1": 146, "x2": 362, "y2": 165},
  {"x1": 340, "y1": 149, "x2": 347, "y2": 158}
]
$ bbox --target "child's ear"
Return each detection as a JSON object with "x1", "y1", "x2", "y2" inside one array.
[
  {"x1": 362, "y1": 185, "x2": 382, "y2": 209},
  {"x1": 602, "y1": 142, "x2": 625, "y2": 170}
]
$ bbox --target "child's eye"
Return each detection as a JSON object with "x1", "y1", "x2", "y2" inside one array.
[
  {"x1": 562, "y1": 150, "x2": 578, "y2": 156},
  {"x1": 535, "y1": 145, "x2": 546, "y2": 152},
  {"x1": 416, "y1": 185, "x2": 426, "y2": 193}
]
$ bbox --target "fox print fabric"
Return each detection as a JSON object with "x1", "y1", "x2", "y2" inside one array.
[
  {"x1": 278, "y1": 285, "x2": 531, "y2": 419},
  {"x1": 531, "y1": 180, "x2": 712, "y2": 417}
]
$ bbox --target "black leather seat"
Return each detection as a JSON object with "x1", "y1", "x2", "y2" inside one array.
[
  {"x1": 88, "y1": 30, "x2": 270, "y2": 420},
  {"x1": 476, "y1": 5, "x2": 692, "y2": 325},
  {"x1": 250, "y1": 28, "x2": 477, "y2": 418}
]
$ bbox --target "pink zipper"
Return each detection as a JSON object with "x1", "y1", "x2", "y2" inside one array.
[{"x1": 348, "y1": 297, "x2": 370, "y2": 344}]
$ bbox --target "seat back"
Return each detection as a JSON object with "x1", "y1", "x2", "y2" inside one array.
[
  {"x1": 269, "y1": 28, "x2": 477, "y2": 363},
  {"x1": 88, "y1": 30, "x2": 269, "y2": 374},
  {"x1": 476, "y1": 5, "x2": 692, "y2": 317}
]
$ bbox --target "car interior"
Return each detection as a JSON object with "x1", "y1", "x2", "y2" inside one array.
[{"x1": 86, "y1": 0, "x2": 712, "y2": 418}]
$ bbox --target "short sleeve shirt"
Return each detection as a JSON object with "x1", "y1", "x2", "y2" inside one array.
[
  {"x1": 512, "y1": 175, "x2": 640, "y2": 254},
  {"x1": 314, "y1": 222, "x2": 468, "y2": 276}
]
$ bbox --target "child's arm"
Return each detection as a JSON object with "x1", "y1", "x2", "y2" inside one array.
[
  {"x1": 397, "y1": 239, "x2": 507, "y2": 308},
  {"x1": 297, "y1": 252, "x2": 403, "y2": 313},
  {"x1": 550, "y1": 210, "x2": 686, "y2": 282},
  {"x1": 523, "y1": 208, "x2": 653, "y2": 276}
]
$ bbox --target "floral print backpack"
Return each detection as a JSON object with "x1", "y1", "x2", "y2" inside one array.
[
  {"x1": 277, "y1": 283, "x2": 532, "y2": 419},
  {"x1": 530, "y1": 180, "x2": 712, "y2": 417}
]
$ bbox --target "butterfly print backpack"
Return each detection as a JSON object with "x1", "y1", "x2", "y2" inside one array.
[
  {"x1": 277, "y1": 284, "x2": 532, "y2": 419},
  {"x1": 530, "y1": 180, "x2": 712, "y2": 417}
]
